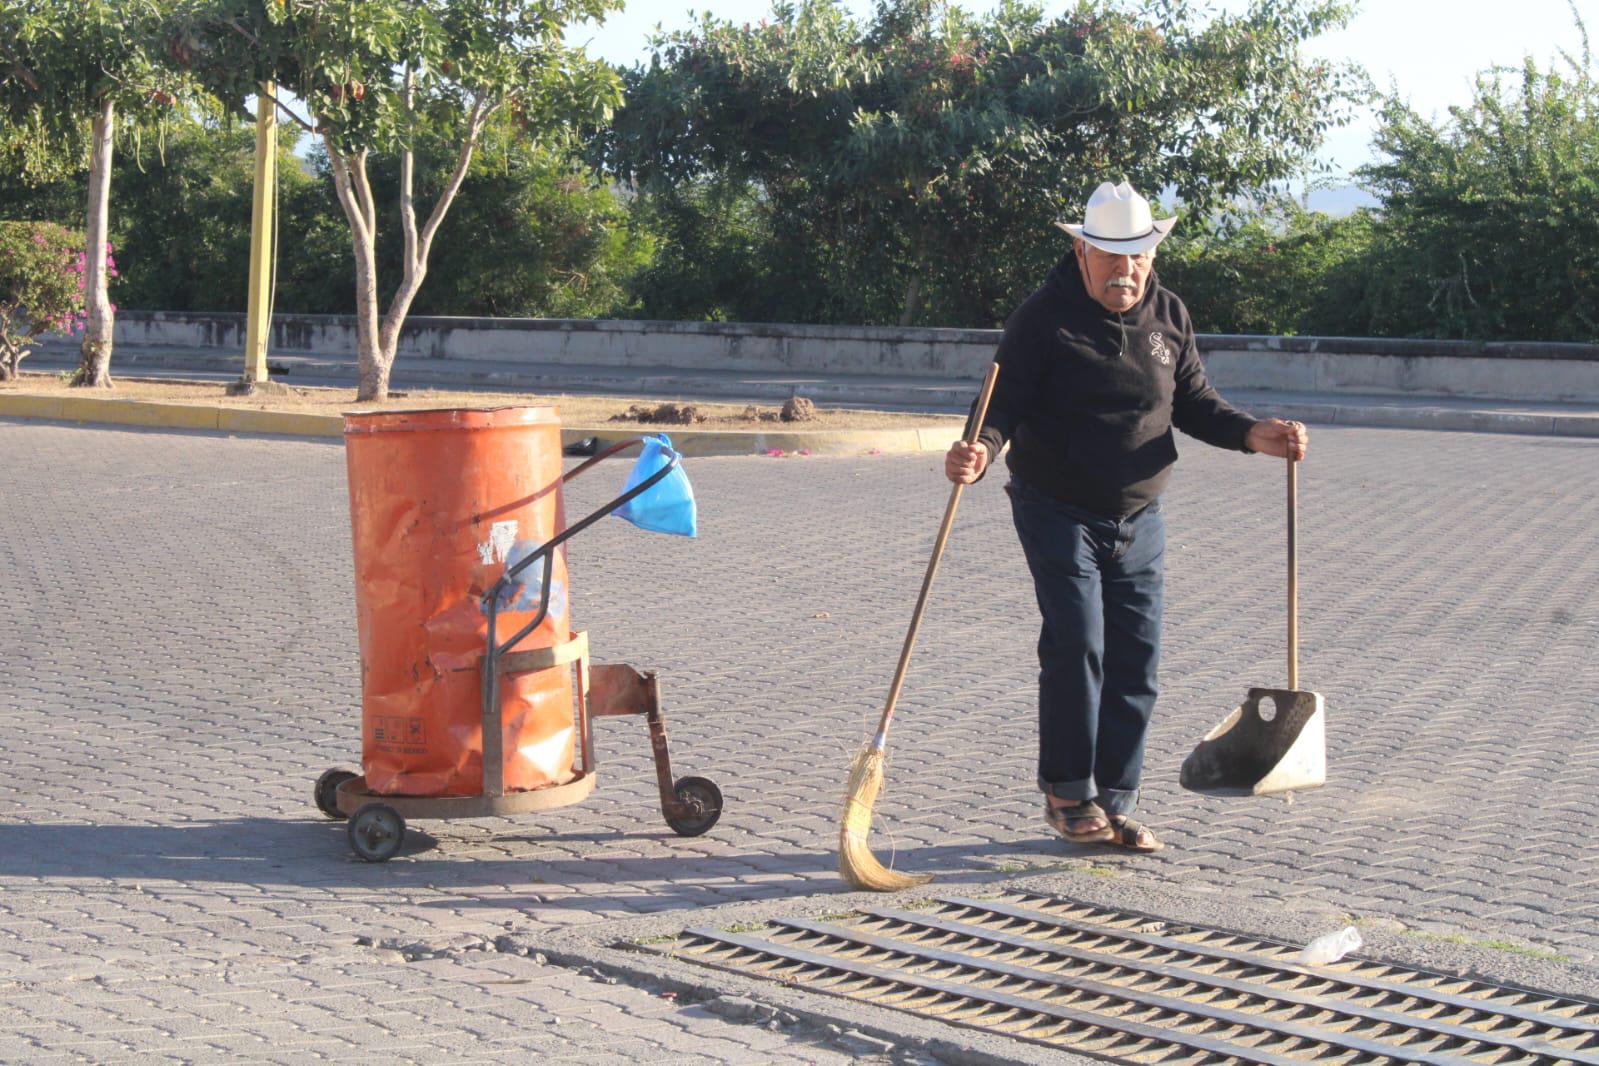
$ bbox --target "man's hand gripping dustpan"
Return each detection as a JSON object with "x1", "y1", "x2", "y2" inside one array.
[{"x1": 1181, "y1": 456, "x2": 1325, "y2": 796}]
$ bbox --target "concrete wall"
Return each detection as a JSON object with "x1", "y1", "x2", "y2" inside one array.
[
  {"x1": 107, "y1": 311, "x2": 1599, "y2": 402},
  {"x1": 110, "y1": 311, "x2": 1002, "y2": 377},
  {"x1": 1199, "y1": 337, "x2": 1599, "y2": 403}
]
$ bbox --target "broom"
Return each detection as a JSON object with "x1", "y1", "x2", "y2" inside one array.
[{"x1": 839, "y1": 361, "x2": 1001, "y2": 892}]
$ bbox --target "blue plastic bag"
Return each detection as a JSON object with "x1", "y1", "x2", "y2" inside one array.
[{"x1": 615, "y1": 434, "x2": 697, "y2": 537}]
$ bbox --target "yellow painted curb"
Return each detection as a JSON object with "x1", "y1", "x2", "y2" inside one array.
[
  {"x1": 0, "y1": 392, "x2": 961, "y2": 455},
  {"x1": 218, "y1": 408, "x2": 343, "y2": 437},
  {"x1": 0, "y1": 394, "x2": 65, "y2": 420},
  {"x1": 71, "y1": 397, "x2": 222, "y2": 430}
]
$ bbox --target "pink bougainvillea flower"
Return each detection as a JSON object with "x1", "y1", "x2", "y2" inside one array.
[
  {"x1": 766, "y1": 448, "x2": 785, "y2": 457},
  {"x1": 798, "y1": 448, "x2": 812, "y2": 456}
]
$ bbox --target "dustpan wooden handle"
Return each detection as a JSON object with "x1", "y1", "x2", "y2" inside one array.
[{"x1": 1287, "y1": 455, "x2": 1298, "y2": 690}]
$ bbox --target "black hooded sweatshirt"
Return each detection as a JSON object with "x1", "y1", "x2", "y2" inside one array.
[{"x1": 975, "y1": 256, "x2": 1257, "y2": 519}]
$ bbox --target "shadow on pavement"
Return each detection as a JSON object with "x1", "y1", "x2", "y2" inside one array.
[{"x1": 0, "y1": 818, "x2": 1067, "y2": 909}]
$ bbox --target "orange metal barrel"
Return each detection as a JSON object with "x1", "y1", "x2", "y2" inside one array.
[{"x1": 344, "y1": 406, "x2": 574, "y2": 797}]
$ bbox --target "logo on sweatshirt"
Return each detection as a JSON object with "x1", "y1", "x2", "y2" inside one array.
[{"x1": 1150, "y1": 331, "x2": 1171, "y2": 365}]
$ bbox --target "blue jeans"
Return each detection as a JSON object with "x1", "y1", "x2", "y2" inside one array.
[{"x1": 1007, "y1": 480, "x2": 1165, "y2": 818}]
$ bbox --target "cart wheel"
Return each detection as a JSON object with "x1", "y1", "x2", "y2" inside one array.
[
  {"x1": 315, "y1": 768, "x2": 357, "y2": 820},
  {"x1": 665, "y1": 776, "x2": 723, "y2": 837},
  {"x1": 347, "y1": 803, "x2": 406, "y2": 862}
]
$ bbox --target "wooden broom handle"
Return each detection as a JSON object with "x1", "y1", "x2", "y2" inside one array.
[
  {"x1": 873, "y1": 361, "x2": 1001, "y2": 748},
  {"x1": 1287, "y1": 455, "x2": 1298, "y2": 690}
]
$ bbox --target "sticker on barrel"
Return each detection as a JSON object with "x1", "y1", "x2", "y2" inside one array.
[{"x1": 373, "y1": 716, "x2": 428, "y2": 755}]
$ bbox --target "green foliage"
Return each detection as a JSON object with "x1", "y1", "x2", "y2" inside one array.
[
  {"x1": 0, "y1": 115, "x2": 648, "y2": 319},
  {"x1": 1169, "y1": 12, "x2": 1598, "y2": 344},
  {"x1": 0, "y1": 162, "x2": 81, "y2": 224},
  {"x1": 0, "y1": 0, "x2": 193, "y2": 180},
  {"x1": 621, "y1": 180, "x2": 781, "y2": 322},
  {"x1": 1, "y1": 0, "x2": 198, "y2": 385},
  {"x1": 4, "y1": 0, "x2": 1583, "y2": 351},
  {"x1": 0, "y1": 115, "x2": 354, "y2": 314},
  {"x1": 174, "y1": 0, "x2": 629, "y2": 398},
  {"x1": 1158, "y1": 203, "x2": 1377, "y2": 335},
  {"x1": 174, "y1": 0, "x2": 624, "y2": 161},
  {"x1": 395, "y1": 116, "x2": 651, "y2": 318},
  {"x1": 603, "y1": 0, "x2": 1362, "y2": 327},
  {"x1": 103, "y1": 119, "x2": 346, "y2": 313},
  {"x1": 1355, "y1": 26, "x2": 1598, "y2": 342},
  {"x1": 0, "y1": 220, "x2": 86, "y2": 378}
]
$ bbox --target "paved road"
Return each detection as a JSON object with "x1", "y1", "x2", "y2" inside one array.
[{"x1": 3, "y1": 417, "x2": 1598, "y2": 1062}]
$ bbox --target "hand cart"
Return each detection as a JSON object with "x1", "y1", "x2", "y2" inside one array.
[{"x1": 313, "y1": 437, "x2": 723, "y2": 862}]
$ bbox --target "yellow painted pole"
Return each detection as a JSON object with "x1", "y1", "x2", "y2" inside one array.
[{"x1": 241, "y1": 81, "x2": 278, "y2": 385}]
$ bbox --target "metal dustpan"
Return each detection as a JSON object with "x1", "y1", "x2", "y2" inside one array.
[{"x1": 1182, "y1": 457, "x2": 1325, "y2": 796}]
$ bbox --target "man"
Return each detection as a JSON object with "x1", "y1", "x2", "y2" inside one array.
[{"x1": 946, "y1": 181, "x2": 1307, "y2": 852}]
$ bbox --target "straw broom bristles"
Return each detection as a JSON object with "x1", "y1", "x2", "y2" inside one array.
[{"x1": 838, "y1": 744, "x2": 933, "y2": 892}]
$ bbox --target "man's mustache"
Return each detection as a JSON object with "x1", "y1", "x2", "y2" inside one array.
[{"x1": 1107, "y1": 277, "x2": 1137, "y2": 289}]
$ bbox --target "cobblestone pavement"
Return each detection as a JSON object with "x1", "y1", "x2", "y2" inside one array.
[{"x1": 3, "y1": 417, "x2": 1598, "y2": 1062}]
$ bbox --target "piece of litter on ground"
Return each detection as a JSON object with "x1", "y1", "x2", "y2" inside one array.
[
  {"x1": 799, "y1": 448, "x2": 812, "y2": 456},
  {"x1": 1298, "y1": 926, "x2": 1362, "y2": 966},
  {"x1": 813, "y1": 611, "x2": 831, "y2": 619},
  {"x1": 867, "y1": 448, "x2": 882, "y2": 455},
  {"x1": 766, "y1": 448, "x2": 785, "y2": 457}
]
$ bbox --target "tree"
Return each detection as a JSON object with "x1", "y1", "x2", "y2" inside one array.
[
  {"x1": 0, "y1": 0, "x2": 188, "y2": 386},
  {"x1": 0, "y1": 115, "x2": 652, "y2": 319},
  {"x1": 621, "y1": 179, "x2": 773, "y2": 323},
  {"x1": 1157, "y1": 203, "x2": 1378, "y2": 335},
  {"x1": 0, "y1": 116, "x2": 353, "y2": 315},
  {"x1": 602, "y1": 0, "x2": 1362, "y2": 328},
  {"x1": 1356, "y1": 16, "x2": 1598, "y2": 342},
  {"x1": 177, "y1": 0, "x2": 623, "y2": 400},
  {"x1": 351, "y1": 115, "x2": 650, "y2": 319},
  {"x1": 107, "y1": 119, "x2": 360, "y2": 315},
  {"x1": 0, "y1": 221, "x2": 89, "y2": 380}
]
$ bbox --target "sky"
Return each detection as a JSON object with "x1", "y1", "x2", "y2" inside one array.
[{"x1": 565, "y1": 0, "x2": 1594, "y2": 182}]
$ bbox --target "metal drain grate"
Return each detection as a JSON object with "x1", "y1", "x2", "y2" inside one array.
[{"x1": 655, "y1": 893, "x2": 1599, "y2": 1064}]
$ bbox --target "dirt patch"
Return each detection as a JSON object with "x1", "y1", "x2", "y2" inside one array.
[
  {"x1": 611, "y1": 402, "x2": 708, "y2": 425},
  {"x1": 781, "y1": 397, "x2": 818, "y2": 422},
  {"x1": 3, "y1": 374, "x2": 961, "y2": 431}
]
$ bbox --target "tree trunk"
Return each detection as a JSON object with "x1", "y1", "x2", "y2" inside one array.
[
  {"x1": 370, "y1": 94, "x2": 485, "y2": 402},
  {"x1": 898, "y1": 272, "x2": 922, "y2": 327},
  {"x1": 328, "y1": 96, "x2": 486, "y2": 403},
  {"x1": 76, "y1": 96, "x2": 116, "y2": 388},
  {"x1": 351, "y1": 229, "x2": 386, "y2": 402},
  {"x1": 324, "y1": 143, "x2": 388, "y2": 402},
  {"x1": 0, "y1": 318, "x2": 22, "y2": 379}
]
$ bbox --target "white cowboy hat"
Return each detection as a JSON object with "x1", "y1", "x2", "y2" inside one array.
[{"x1": 1054, "y1": 181, "x2": 1176, "y2": 255}]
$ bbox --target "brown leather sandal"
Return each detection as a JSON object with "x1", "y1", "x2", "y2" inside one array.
[
  {"x1": 1044, "y1": 800, "x2": 1114, "y2": 843},
  {"x1": 1105, "y1": 815, "x2": 1164, "y2": 853}
]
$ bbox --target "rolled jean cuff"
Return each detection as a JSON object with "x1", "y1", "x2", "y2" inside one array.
[
  {"x1": 1096, "y1": 786, "x2": 1140, "y2": 818},
  {"x1": 1037, "y1": 774, "x2": 1096, "y2": 803}
]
